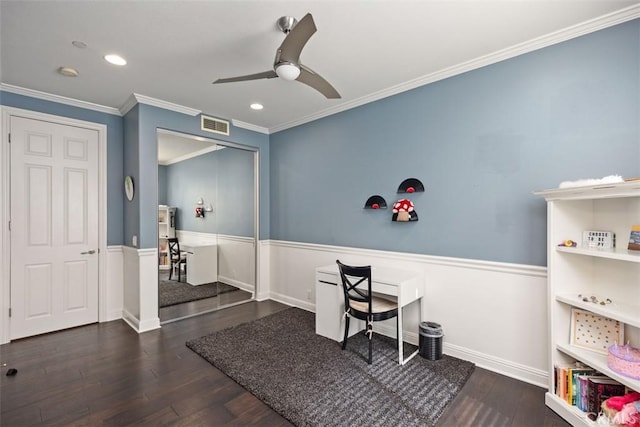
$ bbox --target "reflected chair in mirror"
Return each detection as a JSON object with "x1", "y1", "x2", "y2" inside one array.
[
  {"x1": 336, "y1": 260, "x2": 399, "y2": 364},
  {"x1": 167, "y1": 238, "x2": 187, "y2": 282}
]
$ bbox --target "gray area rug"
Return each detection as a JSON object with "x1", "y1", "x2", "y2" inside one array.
[
  {"x1": 186, "y1": 307, "x2": 475, "y2": 426},
  {"x1": 158, "y1": 276, "x2": 238, "y2": 308}
]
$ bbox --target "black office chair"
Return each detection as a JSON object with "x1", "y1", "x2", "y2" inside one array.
[
  {"x1": 168, "y1": 238, "x2": 187, "y2": 282},
  {"x1": 336, "y1": 260, "x2": 399, "y2": 364}
]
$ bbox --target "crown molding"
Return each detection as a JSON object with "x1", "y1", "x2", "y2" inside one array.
[
  {"x1": 231, "y1": 119, "x2": 269, "y2": 135},
  {"x1": 0, "y1": 85, "x2": 268, "y2": 134},
  {"x1": 159, "y1": 144, "x2": 224, "y2": 166},
  {"x1": 119, "y1": 93, "x2": 201, "y2": 116},
  {"x1": 0, "y1": 83, "x2": 122, "y2": 115},
  {"x1": 269, "y1": 4, "x2": 640, "y2": 134}
]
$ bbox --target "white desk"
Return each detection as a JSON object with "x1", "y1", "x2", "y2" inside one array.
[
  {"x1": 182, "y1": 243, "x2": 217, "y2": 286},
  {"x1": 315, "y1": 264, "x2": 423, "y2": 365}
]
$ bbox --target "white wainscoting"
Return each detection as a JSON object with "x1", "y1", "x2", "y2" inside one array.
[
  {"x1": 122, "y1": 246, "x2": 160, "y2": 333},
  {"x1": 106, "y1": 239, "x2": 550, "y2": 386},
  {"x1": 176, "y1": 230, "x2": 218, "y2": 246},
  {"x1": 217, "y1": 234, "x2": 255, "y2": 293},
  {"x1": 122, "y1": 245, "x2": 140, "y2": 324},
  {"x1": 266, "y1": 240, "x2": 549, "y2": 388},
  {"x1": 104, "y1": 245, "x2": 124, "y2": 321},
  {"x1": 176, "y1": 231, "x2": 255, "y2": 294},
  {"x1": 256, "y1": 240, "x2": 270, "y2": 301}
]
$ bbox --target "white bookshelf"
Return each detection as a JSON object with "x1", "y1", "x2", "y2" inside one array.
[
  {"x1": 158, "y1": 205, "x2": 176, "y2": 270},
  {"x1": 535, "y1": 182, "x2": 640, "y2": 426}
]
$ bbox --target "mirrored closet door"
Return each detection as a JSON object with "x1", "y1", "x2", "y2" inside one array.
[{"x1": 157, "y1": 130, "x2": 256, "y2": 323}]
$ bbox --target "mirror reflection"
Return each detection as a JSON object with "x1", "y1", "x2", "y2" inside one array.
[{"x1": 157, "y1": 130, "x2": 256, "y2": 323}]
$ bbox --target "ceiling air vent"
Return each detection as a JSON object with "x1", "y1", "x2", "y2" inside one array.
[{"x1": 201, "y1": 115, "x2": 229, "y2": 136}]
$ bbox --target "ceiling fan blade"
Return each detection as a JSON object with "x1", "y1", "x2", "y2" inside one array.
[
  {"x1": 297, "y1": 65, "x2": 341, "y2": 99},
  {"x1": 213, "y1": 70, "x2": 277, "y2": 84},
  {"x1": 278, "y1": 13, "x2": 317, "y2": 64}
]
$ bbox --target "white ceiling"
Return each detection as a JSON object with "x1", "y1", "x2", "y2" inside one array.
[
  {"x1": 157, "y1": 131, "x2": 224, "y2": 165},
  {"x1": 1, "y1": 1, "x2": 639, "y2": 133}
]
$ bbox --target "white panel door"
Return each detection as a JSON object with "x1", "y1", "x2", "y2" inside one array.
[{"x1": 10, "y1": 116, "x2": 99, "y2": 339}]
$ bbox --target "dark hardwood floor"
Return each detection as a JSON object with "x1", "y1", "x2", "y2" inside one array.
[{"x1": 1, "y1": 301, "x2": 570, "y2": 426}]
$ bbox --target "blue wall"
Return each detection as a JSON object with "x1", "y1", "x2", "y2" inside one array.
[
  {"x1": 123, "y1": 106, "x2": 140, "y2": 246},
  {"x1": 0, "y1": 94, "x2": 267, "y2": 251},
  {"x1": 132, "y1": 104, "x2": 268, "y2": 249},
  {"x1": 165, "y1": 146, "x2": 255, "y2": 237},
  {"x1": 3, "y1": 19, "x2": 638, "y2": 266},
  {"x1": 269, "y1": 20, "x2": 640, "y2": 266},
  {"x1": 158, "y1": 165, "x2": 167, "y2": 206},
  {"x1": 0, "y1": 91, "x2": 125, "y2": 245}
]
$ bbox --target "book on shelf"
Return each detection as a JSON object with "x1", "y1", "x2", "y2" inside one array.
[
  {"x1": 555, "y1": 364, "x2": 593, "y2": 403},
  {"x1": 628, "y1": 224, "x2": 640, "y2": 251},
  {"x1": 577, "y1": 374, "x2": 605, "y2": 411},
  {"x1": 555, "y1": 365, "x2": 569, "y2": 400},
  {"x1": 553, "y1": 364, "x2": 629, "y2": 414},
  {"x1": 587, "y1": 377, "x2": 626, "y2": 414},
  {"x1": 569, "y1": 368, "x2": 598, "y2": 406}
]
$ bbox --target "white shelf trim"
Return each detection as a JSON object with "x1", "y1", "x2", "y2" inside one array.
[
  {"x1": 534, "y1": 181, "x2": 640, "y2": 201},
  {"x1": 556, "y1": 245, "x2": 640, "y2": 263},
  {"x1": 556, "y1": 293, "x2": 640, "y2": 329},
  {"x1": 545, "y1": 393, "x2": 594, "y2": 426}
]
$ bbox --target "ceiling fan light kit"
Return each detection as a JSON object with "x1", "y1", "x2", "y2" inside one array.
[
  {"x1": 275, "y1": 63, "x2": 300, "y2": 80},
  {"x1": 213, "y1": 13, "x2": 340, "y2": 99}
]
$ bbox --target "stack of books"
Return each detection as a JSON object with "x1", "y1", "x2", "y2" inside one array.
[{"x1": 555, "y1": 365, "x2": 626, "y2": 412}]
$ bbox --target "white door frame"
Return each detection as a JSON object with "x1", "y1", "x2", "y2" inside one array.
[{"x1": 0, "y1": 106, "x2": 108, "y2": 344}]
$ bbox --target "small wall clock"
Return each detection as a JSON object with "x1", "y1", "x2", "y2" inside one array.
[{"x1": 124, "y1": 176, "x2": 135, "y2": 201}]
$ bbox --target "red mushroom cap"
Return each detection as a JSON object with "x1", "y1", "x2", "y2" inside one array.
[
  {"x1": 372, "y1": 203, "x2": 379, "y2": 209},
  {"x1": 406, "y1": 187, "x2": 415, "y2": 193},
  {"x1": 392, "y1": 199, "x2": 414, "y2": 213}
]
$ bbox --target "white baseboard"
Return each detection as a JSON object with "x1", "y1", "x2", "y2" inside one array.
[
  {"x1": 268, "y1": 291, "x2": 315, "y2": 312},
  {"x1": 375, "y1": 322, "x2": 547, "y2": 387},
  {"x1": 122, "y1": 308, "x2": 160, "y2": 333},
  {"x1": 105, "y1": 309, "x2": 123, "y2": 322},
  {"x1": 444, "y1": 342, "x2": 548, "y2": 388},
  {"x1": 218, "y1": 275, "x2": 253, "y2": 293},
  {"x1": 255, "y1": 290, "x2": 270, "y2": 301},
  {"x1": 122, "y1": 309, "x2": 140, "y2": 332},
  {"x1": 138, "y1": 317, "x2": 161, "y2": 333},
  {"x1": 374, "y1": 323, "x2": 419, "y2": 346}
]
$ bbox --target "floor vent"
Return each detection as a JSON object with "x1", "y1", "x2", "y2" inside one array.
[{"x1": 201, "y1": 115, "x2": 230, "y2": 136}]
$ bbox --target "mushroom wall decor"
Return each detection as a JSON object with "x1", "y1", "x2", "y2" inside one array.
[
  {"x1": 397, "y1": 178, "x2": 424, "y2": 194},
  {"x1": 392, "y1": 198, "x2": 418, "y2": 222},
  {"x1": 364, "y1": 195, "x2": 387, "y2": 209}
]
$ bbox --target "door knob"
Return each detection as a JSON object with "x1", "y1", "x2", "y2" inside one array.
[{"x1": 80, "y1": 250, "x2": 96, "y2": 255}]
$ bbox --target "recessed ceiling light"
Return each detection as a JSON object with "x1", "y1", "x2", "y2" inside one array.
[
  {"x1": 58, "y1": 66, "x2": 79, "y2": 77},
  {"x1": 104, "y1": 54, "x2": 127, "y2": 66},
  {"x1": 250, "y1": 103, "x2": 264, "y2": 110}
]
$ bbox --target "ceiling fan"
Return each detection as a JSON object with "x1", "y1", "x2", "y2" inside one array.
[{"x1": 213, "y1": 13, "x2": 341, "y2": 99}]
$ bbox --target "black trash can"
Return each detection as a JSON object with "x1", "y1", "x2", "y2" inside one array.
[{"x1": 419, "y1": 321, "x2": 443, "y2": 360}]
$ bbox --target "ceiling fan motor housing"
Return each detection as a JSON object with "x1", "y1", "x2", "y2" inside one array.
[
  {"x1": 277, "y1": 16, "x2": 298, "y2": 34},
  {"x1": 213, "y1": 13, "x2": 341, "y2": 99}
]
